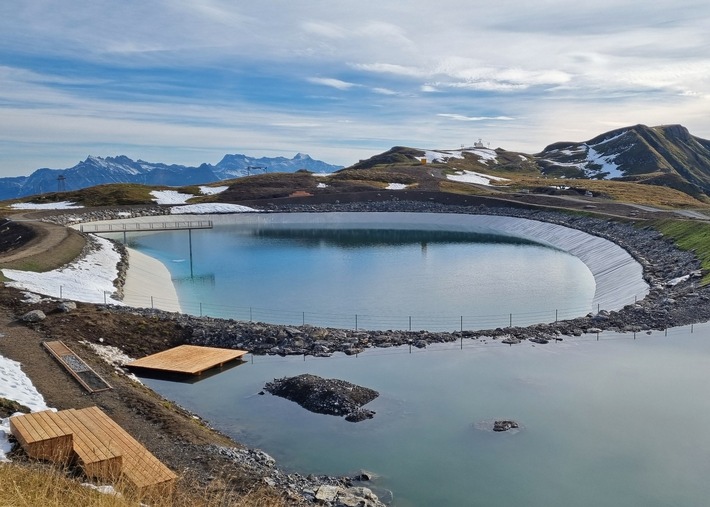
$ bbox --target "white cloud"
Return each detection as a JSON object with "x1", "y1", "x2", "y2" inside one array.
[
  {"x1": 307, "y1": 77, "x2": 359, "y2": 90},
  {"x1": 438, "y1": 114, "x2": 515, "y2": 122},
  {"x1": 1, "y1": 1, "x2": 710, "y2": 175}
]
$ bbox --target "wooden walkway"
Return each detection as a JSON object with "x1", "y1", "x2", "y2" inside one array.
[
  {"x1": 43, "y1": 341, "x2": 112, "y2": 393},
  {"x1": 10, "y1": 407, "x2": 176, "y2": 498},
  {"x1": 127, "y1": 344, "x2": 248, "y2": 375},
  {"x1": 80, "y1": 220, "x2": 213, "y2": 233}
]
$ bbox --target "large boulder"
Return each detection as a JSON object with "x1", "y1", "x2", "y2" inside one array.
[
  {"x1": 264, "y1": 374, "x2": 378, "y2": 422},
  {"x1": 19, "y1": 309, "x2": 46, "y2": 323}
]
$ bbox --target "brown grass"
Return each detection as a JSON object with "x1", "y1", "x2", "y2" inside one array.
[
  {"x1": 0, "y1": 462, "x2": 288, "y2": 507},
  {"x1": 512, "y1": 177, "x2": 710, "y2": 208}
]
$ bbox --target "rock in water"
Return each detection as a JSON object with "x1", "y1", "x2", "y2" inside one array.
[
  {"x1": 264, "y1": 374, "x2": 378, "y2": 422},
  {"x1": 493, "y1": 420, "x2": 519, "y2": 432}
]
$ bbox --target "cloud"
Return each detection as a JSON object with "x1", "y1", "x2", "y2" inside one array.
[
  {"x1": 1, "y1": 1, "x2": 710, "y2": 175},
  {"x1": 307, "y1": 77, "x2": 359, "y2": 90},
  {"x1": 437, "y1": 114, "x2": 515, "y2": 122}
]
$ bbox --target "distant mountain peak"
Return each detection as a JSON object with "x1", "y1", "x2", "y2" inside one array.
[{"x1": 0, "y1": 151, "x2": 344, "y2": 200}]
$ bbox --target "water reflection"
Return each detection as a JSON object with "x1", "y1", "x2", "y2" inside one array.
[{"x1": 249, "y1": 228, "x2": 542, "y2": 249}]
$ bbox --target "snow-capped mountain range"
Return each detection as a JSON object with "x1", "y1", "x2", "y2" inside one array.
[{"x1": 0, "y1": 153, "x2": 343, "y2": 200}]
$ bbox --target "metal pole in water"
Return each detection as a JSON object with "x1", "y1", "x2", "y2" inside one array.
[
  {"x1": 355, "y1": 314, "x2": 358, "y2": 330},
  {"x1": 188, "y1": 228, "x2": 194, "y2": 278},
  {"x1": 409, "y1": 316, "x2": 411, "y2": 332},
  {"x1": 460, "y1": 316, "x2": 463, "y2": 332},
  {"x1": 303, "y1": 312, "x2": 305, "y2": 326},
  {"x1": 509, "y1": 313, "x2": 512, "y2": 328},
  {"x1": 151, "y1": 296, "x2": 154, "y2": 308}
]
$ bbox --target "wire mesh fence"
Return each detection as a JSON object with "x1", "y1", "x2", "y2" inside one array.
[{"x1": 117, "y1": 289, "x2": 630, "y2": 332}]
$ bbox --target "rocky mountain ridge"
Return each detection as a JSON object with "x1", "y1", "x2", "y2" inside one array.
[{"x1": 351, "y1": 124, "x2": 710, "y2": 198}]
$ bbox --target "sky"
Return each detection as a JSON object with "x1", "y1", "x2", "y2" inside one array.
[{"x1": 1, "y1": 1, "x2": 710, "y2": 176}]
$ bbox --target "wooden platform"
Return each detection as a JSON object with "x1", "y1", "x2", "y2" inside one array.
[
  {"x1": 10, "y1": 407, "x2": 176, "y2": 498},
  {"x1": 126, "y1": 344, "x2": 248, "y2": 375},
  {"x1": 43, "y1": 340, "x2": 112, "y2": 393}
]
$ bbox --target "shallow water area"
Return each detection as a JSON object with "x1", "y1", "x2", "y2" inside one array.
[{"x1": 142, "y1": 324, "x2": 710, "y2": 506}]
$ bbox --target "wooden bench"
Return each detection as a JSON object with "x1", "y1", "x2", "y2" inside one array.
[
  {"x1": 74, "y1": 406, "x2": 177, "y2": 497},
  {"x1": 9, "y1": 410, "x2": 73, "y2": 463},
  {"x1": 10, "y1": 407, "x2": 176, "y2": 498},
  {"x1": 54, "y1": 409, "x2": 123, "y2": 480}
]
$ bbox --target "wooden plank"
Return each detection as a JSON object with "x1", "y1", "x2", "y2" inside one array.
[{"x1": 127, "y1": 344, "x2": 248, "y2": 375}]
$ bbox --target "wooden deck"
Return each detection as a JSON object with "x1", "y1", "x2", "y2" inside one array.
[
  {"x1": 126, "y1": 344, "x2": 248, "y2": 375},
  {"x1": 10, "y1": 407, "x2": 176, "y2": 498},
  {"x1": 43, "y1": 340, "x2": 112, "y2": 393}
]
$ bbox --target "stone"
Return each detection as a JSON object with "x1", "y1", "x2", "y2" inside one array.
[
  {"x1": 336, "y1": 486, "x2": 385, "y2": 507},
  {"x1": 493, "y1": 420, "x2": 519, "y2": 432},
  {"x1": 57, "y1": 301, "x2": 77, "y2": 313},
  {"x1": 20, "y1": 309, "x2": 46, "y2": 323},
  {"x1": 315, "y1": 484, "x2": 340, "y2": 502}
]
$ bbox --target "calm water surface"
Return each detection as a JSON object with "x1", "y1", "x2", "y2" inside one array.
[
  {"x1": 142, "y1": 325, "x2": 710, "y2": 506},
  {"x1": 126, "y1": 223, "x2": 596, "y2": 330}
]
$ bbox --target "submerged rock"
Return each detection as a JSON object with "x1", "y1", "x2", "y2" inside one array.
[{"x1": 264, "y1": 374, "x2": 379, "y2": 422}]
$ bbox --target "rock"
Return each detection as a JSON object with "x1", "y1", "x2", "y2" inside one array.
[
  {"x1": 20, "y1": 309, "x2": 46, "y2": 322},
  {"x1": 264, "y1": 374, "x2": 379, "y2": 421},
  {"x1": 336, "y1": 486, "x2": 385, "y2": 507},
  {"x1": 57, "y1": 301, "x2": 77, "y2": 313},
  {"x1": 345, "y1": 408, "x2": 376, "y2": 423},
  {"x1": 501, "y1": 337, "x2": 520, "y2": 345},
  {"x1": 315, "y1": 484, "x2": 340, "y2": 502},
  {"x1": 493, "y1": 420, "x2": 519, "y2": 432}
]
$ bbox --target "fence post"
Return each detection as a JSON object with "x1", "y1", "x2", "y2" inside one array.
[
  {"x1": 59, "y1": 285, "x2": 63, "y2": 299},
  {"x1": 460, "y1": 316, "x2": 463, "y2": 332}
]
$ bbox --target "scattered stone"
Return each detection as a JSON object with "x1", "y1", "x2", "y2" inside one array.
[{"x1": 19, "y1": 309, "x2": 46, "y2": 323}]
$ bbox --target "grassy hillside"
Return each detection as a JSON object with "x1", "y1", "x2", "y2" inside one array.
[{"x1": 651, "y1": 219, "x2": 710, "y2": 284}]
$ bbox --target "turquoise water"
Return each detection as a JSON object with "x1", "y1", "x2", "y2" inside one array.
[
  {"x1": 124, "y1": 223, "x2": 596, "y2": 330},
  {"x1": 142, "y1": 325, "x2": 710, "y2": 506}
]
